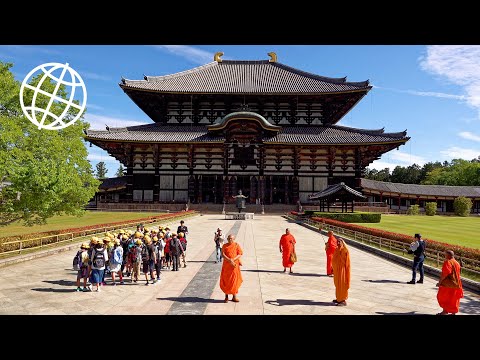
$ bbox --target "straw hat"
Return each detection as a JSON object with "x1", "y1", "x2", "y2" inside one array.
[
  {"x1": 151, "y1": 229, "x2": 158, "y2": 234},
  {"x1": 90, "y1": 236, "x2": 99, "y2": 244},
  {"x1": 119, "y1": 229, "x2": 125, "y2": 234},
  {"x1": 144, "y1": 235, "x2": 152, "y2": 244},
  {"x1": 178, "y1": 232, "x2": 184, "y2": 238},
  {"x1": 134, "y1": 231, "x2": 143, "y2": 238},
  {"x1": 152, "y1": 236, "x2": 158, "y2": 242},
  {"x1": 81, "y1": 242, "x2": 90, "y2": 249},
  {"x1": 103, "y1": 237, "x2": 111, "y2": 243},
  {"x1": 127, "y1": 230, "x2": 133, "y2": 235},
  {"x1": 135, "y1": 239, "x2": 143, "y2": 245},
  {"x1": 122, "y1": 234, "x2": 128, "y2": 240},
  {"x1": 114, "y1": 238, "x2": 121, "y2": 246},
  {"x1": 144, "y1": 227, "x2": 150, "y2": 233}
]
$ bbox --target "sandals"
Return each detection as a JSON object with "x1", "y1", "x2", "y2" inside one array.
[{"x1": 232, "y1": 297, "x2": 239, "y2": 303}]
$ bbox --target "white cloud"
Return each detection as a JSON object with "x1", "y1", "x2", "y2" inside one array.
[
  {"x1": 87, "y1": 103, "x2": 104, "y2": 111},
  {"x1": 440, "y1": 146, "x2": 480, "y2": 160},
  {"x1": 85, "y1": 113, "x2": 149, "y2": 130},
  {"x1": 375, "y1": 85, "x2": 464, "y2": 100},
  {"x1": 420, "y1": 45, "x2": 480, "y2": 116},
  {"x1": 87, "y1": 153, "x2": 119, "y2": 164},
  {"x1": 459, "y1": 131, "x2": 480, "y2": 142},
  {"x1": 151, "y1": 45, "x2": 214, "y2": 65},
  {"x1": 79, "y1": 70, "x2": 111, "y2": 81},
  {"x1": 367, "y1": 160, "x2": 401, "y2": 170},
  {"x1": 389, "y1": 151, "x2": 426, "y2": 165},
  {"x1": 2, "y1": 45, "x2": 61, "y2": 55}
]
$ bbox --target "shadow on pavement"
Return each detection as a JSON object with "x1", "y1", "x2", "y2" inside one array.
[
  {"x1": 375, "y1": 311, "x2": 424, "y2": 315},
  {"x1": 31, "y1": 287, "x2": 76, "y2": 293},
  {"x1": 362, "y1": 279, "x2": 404, "y2": 284},
  {"x1": 460, "y1": 294, "x2": 480, "y2": 315},
  {"x1": 290, "y1": 273, "x2": 329, "y2": 278},
  {"x1": 265, "y1": 299, "x2": 335, "y2": 307},
  {"x1": 243, "y1": 269, "x2": 285, "y2": 274},
  {"x1": 43, "y1": 280, "x2": 77, "y2": 287},
  {"x1": 157, "y1": 296, "x2": 225, "y2": 304}
]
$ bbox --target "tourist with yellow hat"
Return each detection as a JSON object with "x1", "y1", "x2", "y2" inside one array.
[
  {"x1": 87, "y1": 236, "x2": 99, "y2": 280},
  {"x1": 74, "y1": 242, "x2": 90, "y2": 292},
  {"x1": 109, "y1": 238, "x2": 125, "y2": 286},
  {"x1": 131, "y1": 238, "x2": 143, "y2": 283},
  {"x1": 153, "y1": 235, "x2": 165, "y2": 282},
  {"x1": 102, "y1": 237, "x2": 113, "y2": 285},
  {"x1": 88, "y1": 238, "x2": 109, "y2": 292},
  {"x1": 142, "y1": 235, "x2": 157, "y2": 285}
]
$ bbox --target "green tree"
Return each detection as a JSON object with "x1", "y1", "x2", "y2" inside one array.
[
  {"x1": 423, "y1": 159, "x2": 480, "y2": 186},
  {"x1": 364, "y1": 167, "x2": 391, "y2": 182},
  {"x1": 419, "y1": 161, "x2": 443, "y2": 183},
  {"x1": 391, "y1": 164, "x2": 421, "y2": 184},
  {"x1": 115, "y1": 164, "x2": 125, "y2": 177},
  {"x1": 95, "y1": 162, "x2": 108, "y2": 180},
  {"x1": 453, "y1": 196, "x2": 472, "y2": 217},
  {"x1": 0, "y1": 62, "x2": 100, "y2": 226}
]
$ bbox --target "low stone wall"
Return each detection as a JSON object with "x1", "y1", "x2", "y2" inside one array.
[{"x1": 96, "y1": 203, "x2": 186, "y2": 212}]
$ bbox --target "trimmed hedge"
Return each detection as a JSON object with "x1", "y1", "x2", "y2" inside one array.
[
  {"x1": 311, "y1": 216, "x2": 480, "y2": 261},
  {"x1": 406, "y1": 204, "x2": 420, "y2": 215},
  {"x1": 454, "y1": 197, "x2": 472, "y2": 217},
  {"x1": 425, "y1": 202, "x2": 437, "y2": 216},
  {"x1": 308, "y1": 212, "x2": 381, "y2": 223}
]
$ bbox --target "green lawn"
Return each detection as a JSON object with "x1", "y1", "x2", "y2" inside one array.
[
  {"x1": 1, "y1": 211, "x2": 163, "y2": 237},
  {"x1": 353, "y1": 215, "x2": 480, "y2": 249}
]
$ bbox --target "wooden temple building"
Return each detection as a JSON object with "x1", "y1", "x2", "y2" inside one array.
[{"x1": 86, "y1": 52, "x2": 409, "y2": 208}]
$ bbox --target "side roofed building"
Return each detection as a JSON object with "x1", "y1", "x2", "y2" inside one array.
[{"x1": 86, "y1": 52, "x2": 409, "y2": 207}]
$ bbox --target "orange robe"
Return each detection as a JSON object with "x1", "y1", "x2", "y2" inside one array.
[
  {"x1": 437, "y1": 259, "x2": 463, "y2": 314},
  {"x1": 279, "y1": 234, "x2": 296, "y2": 268},
  {"x1": 220, "y1": 242, "x2": 243, "y2": 295},
  {"x1": 325, "y1": 234, "x2": 338, "y2": 275},
  {"x1": 332, "y1": 241, "x2": 350, "y2": 302}
]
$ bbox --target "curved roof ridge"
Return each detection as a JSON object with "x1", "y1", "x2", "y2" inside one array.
[
  {"x1": 273, "y1": 62, "x2": 369, "y2": 86},
  {"x1": 330, "y1": 124, "x2": 387, "y2": 135},
  {"x1": 140, "y1": 62, "x2": 218, "y2": 82}
]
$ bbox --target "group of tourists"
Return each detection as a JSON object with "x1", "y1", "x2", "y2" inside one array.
[
  {"x1": 73, "y1": 217, "x2": 464, "y2": 314},
  {"x1": 73, "y1": 220, "x2": 189, "y2": 292}
]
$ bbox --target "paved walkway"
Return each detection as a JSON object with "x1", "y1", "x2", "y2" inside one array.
[{"x1": 0, "y1": 215, "x2": 478, "y2": 315}]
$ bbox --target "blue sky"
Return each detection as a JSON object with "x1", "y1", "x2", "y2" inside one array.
[{"x1": 2, "y1": 45, "x2": 480, "y2": 176}]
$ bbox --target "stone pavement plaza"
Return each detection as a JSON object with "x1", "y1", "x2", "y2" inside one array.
[{"x1": 0, "y1": 214, "x2": 479, "y2": 315}]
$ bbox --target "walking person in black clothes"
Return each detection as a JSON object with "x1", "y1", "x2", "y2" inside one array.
[
  {"x1": 407, "y1": 233, "x2": 426, "y2": 284},
  {"x1": 177, "y1": 220, "x2": 189, "y2": 240},
  {"x1": 170, "y1": 234, "x2": 184, "y2": 271}
]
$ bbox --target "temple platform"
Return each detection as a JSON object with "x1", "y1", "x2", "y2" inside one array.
[{"x1": 225, "y1": 212, "x2": 254, "y2": 220}]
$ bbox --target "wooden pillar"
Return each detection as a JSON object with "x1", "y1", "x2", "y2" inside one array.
[
  {"x1": 354, "y1": 148, "x2": 362, "y2": 191},
  {"x1": 197, "y1": 175, "x2": 202, "y2": 204},
  {"x1": 292, "y1": 176, "x2": 299, "y2": 204},
  {"x1": 153, "y1": 144, "x2": 160, "y2": 202},
  {"x1": 124, "y1": 145, "x2": 134, "y2": 203},
  {"x1": 284, "y1": 175, "x2": 289, "y2": 204},
  {"x1": 223, "y1": 144, "x2": 229, "y2": 203},
  {"x1": 398, "y1": 194, "x2": 401, "y2": 210},
  {"x1": 379, "y1": 192, "x2": 383, "y2": 203}
]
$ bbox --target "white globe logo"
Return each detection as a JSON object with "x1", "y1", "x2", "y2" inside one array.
[{"x1": 20, "y1": 62, "x2": 87, "y2": 130}]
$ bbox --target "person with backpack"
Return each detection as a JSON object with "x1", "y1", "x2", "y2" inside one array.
[
  {"x1": 120, "y1": 234, "x2": 129, "y2": 275},
  {"x1": 407, "y1": 233, "x2": 426, "y2": 284},
  {"x1": 178, "y1": 232, "x2": 188, "y2": 268},
  {"x1": 101, "y1": 237, "x2": 112, "y2": 286},
  {"x1": 153, "y1": 236, "x2": 165, "y2": 282},
  {"x1": 169, "y1": 234, "x2": 184, "y2": 272},
  {"x1": 109, "y1": 238, "x2": 125, "y2": 286},
  {"x1": 74, "y1": 242, "x2": 90, "y2": 292},
  {"x1": 131, "y1": 238, "x2": 143, "y2": 283},
  {"x1": 142, "y1": 235, "x2": 157, "y2": 285},
  {"x1": 88, "y1": 240, "x2": 109, "y2": 292}
]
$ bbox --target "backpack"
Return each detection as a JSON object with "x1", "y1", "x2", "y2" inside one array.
[
  {"x1": 92, "y1": 248, "x2": 106, "y2": 268},
  {"x1": 73, "y1": 250, "x2": 82, "y2": 271},
  {"x1": 141, "y1": 245, "x2": 150, "y2": 262}
]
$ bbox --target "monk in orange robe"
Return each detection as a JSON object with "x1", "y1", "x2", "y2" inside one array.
[
  {"x1": 279, "y1": 228, "x2": 296, "y2": 274},
  {"x1": 220, "y1": 234, "x2": 243, "y2": 303},
  {"x1": 436, "y1": 250, "x2": 463, "y2": 315},
  {"x1": 332, "y1": 238, "x2": 350, "y2": 306},
  {"x1": 325, "y1": 231, "x2": 338, "y2": 276}
]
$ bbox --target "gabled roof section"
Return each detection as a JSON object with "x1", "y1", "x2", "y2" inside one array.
[
  {"x1": 120, "y1": 60, "x2": 371, "y2": 95},
  {"x1": 309, "y1": 182, "x2": 366, "y2": 200},
  {"x1": 207, "y1": 111, "x2": 281, "y2": 132}
]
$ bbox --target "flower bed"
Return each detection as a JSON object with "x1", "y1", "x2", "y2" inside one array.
[
  {"x1": 0, "y1": 211, "x2": 197, "y2": 244},
  {"x1": 310, "y1": 216, "x2": 480, "y2": 261}
]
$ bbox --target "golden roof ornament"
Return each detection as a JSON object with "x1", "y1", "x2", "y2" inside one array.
[
  {"x1": 268, "y1": 52, "x2": 277, "y2": 63},
  {"x1": 214, "y1": 52, "x2": 224, "y2": 62}
]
